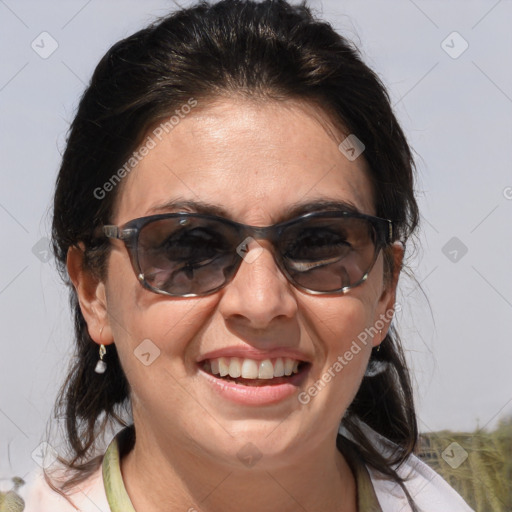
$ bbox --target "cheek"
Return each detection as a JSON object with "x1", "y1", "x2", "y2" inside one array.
[
  {"x1": 104, "y1": 250, "x2": 217, "y2": 387},
  {"x1": 305, "y1": 295, "x2": 376, "y2": 364},
  {"x1": 297, "y1": 279, "x2": 384, "y2": 412},
  {"x1": 304, "y1": 257, "x2": 385, "y2": 356}
]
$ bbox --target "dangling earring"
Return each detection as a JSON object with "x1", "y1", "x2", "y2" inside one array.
[
  {"x1": 365, "y1": 330, "x2": 386, "y2": 377},
  {"x1": 95, "y1": 326, "x2": 107, "y2": 374},
  {"x1": 376, "y1": 329, "x2": 382, "y2": 352},
  {"x1": 95, "y1": 344, "x2": 107, "y2": 374}
]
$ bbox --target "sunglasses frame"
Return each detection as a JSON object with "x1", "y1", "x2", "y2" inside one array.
[{"x1": 103, "y1": 210, "x2": 393, "y2": 297}]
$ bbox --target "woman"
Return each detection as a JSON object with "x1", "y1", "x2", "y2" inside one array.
[{"x1": 25, "y1": 1, "x2": 474, "y2": 510}]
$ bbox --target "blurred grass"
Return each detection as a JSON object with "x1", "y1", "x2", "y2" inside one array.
[{"x1": 417, "y1": 415, "x2": 512, "y2": 512}]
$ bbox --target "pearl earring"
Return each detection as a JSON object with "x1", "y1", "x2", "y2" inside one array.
[
  {"x1": 95, "y1": 344, "x2": 107, "y2": 374},
  {"x1": 95, "y1": 327, "x2": 107, "y2": 374}
]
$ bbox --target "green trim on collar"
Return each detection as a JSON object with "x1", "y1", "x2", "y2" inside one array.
[
  {"x1": 102, "y1": 426, "x2": 136, "y2": 512},
  {"x1": 337, "y1": 436, "x2": 384, "y2": 511},
  {"x1": 102, "y1": 427, "x2": 383, "y2": 512}
]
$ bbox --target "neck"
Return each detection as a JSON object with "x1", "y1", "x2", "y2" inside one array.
[{"x1": 120, "y1": 424, "x2": 356, "y2": 512}]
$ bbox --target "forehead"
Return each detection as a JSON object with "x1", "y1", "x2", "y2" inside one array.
[{"x1": 113, "y1": 97, "x2": 375, "y2": 225}]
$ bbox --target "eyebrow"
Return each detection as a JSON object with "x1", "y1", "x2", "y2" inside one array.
[
  {"x1": 146, "y1": 198, "x2": 362, "y2": 223},
  {"x1": 282, "y1": 199, "x2": 361, "y2": 219},
  {"x1": 147, "y1": 199, "x2": 230, "y2": 217}
]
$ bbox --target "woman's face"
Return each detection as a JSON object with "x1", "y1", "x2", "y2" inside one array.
[{"x1": 86, "y1": 97, "x2": 400, "y2": 468}]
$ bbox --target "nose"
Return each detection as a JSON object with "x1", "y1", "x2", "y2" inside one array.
[{"x1": 218, "y1": 239, "x2": 298, "y2": 330}]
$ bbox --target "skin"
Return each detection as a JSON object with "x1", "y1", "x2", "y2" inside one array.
[{"x1": 68, "y1": 96, "x2": 403, "y2": 512}]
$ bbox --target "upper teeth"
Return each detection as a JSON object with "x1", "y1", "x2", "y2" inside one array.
[{"x1": 206, "y1": 357, "x2": 301, "y2": 379}]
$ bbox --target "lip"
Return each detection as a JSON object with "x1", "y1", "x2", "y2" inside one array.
[
  {"x1": 196, "y1": 346, "x2": 312, "y2": 363},
  {"x1": 199, "y1": 362, "x2": 311, "y2": 405}
]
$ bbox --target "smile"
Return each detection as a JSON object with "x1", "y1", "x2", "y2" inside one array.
[
  {"x1": 204, "y1": 356, "x2": 304, "y2": 382},
  {"x1": 198, "y1": 355, "x2": 311, "y2": 405}
]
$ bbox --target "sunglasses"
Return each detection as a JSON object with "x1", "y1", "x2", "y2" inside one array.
[{"x1": 102, "y1": 210, "x2": 393, "y2": 297}]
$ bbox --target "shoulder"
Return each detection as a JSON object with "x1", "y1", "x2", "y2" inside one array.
[
  {"x1": 340, "y1": 421, "x2": 475, "y2": 512},
  {"x1": 369, "y1": 452, "x2": 474, "y2": 512},
  {"x1": 23, "y1": 465, "x2": 109, "y2": 512}
]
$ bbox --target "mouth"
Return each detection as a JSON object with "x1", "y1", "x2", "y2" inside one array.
[{"x1": 200, "y1": 357, "x2": 310, "y2": 386}]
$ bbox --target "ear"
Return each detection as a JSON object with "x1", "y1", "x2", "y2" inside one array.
[
  {"x1": 66, "y1": 245, "x2": 113, "y2": 346},
  {"x1": 372, "y1": 242, "x2": 404, "y2": 348}
]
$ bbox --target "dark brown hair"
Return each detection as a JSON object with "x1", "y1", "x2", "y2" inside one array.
[{"x1": 51, "y1": 0, "x2": 419, "y2": 507}]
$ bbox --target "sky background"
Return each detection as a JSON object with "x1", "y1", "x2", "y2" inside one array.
[{"x1": 1, "y1": 0, "x2": 511, "y2": 484}]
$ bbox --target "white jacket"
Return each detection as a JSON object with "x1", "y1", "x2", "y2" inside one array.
[{"x1": 23, "y1": 424, "x2": 474, "y2": 512}]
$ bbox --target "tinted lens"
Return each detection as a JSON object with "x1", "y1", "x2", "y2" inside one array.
[
  {"x1": 137, "y1": 216, "x2": 239, "y2": 295},
  {"x1": 280, "y1": 216, "x2": 379, "y2": 292}
]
